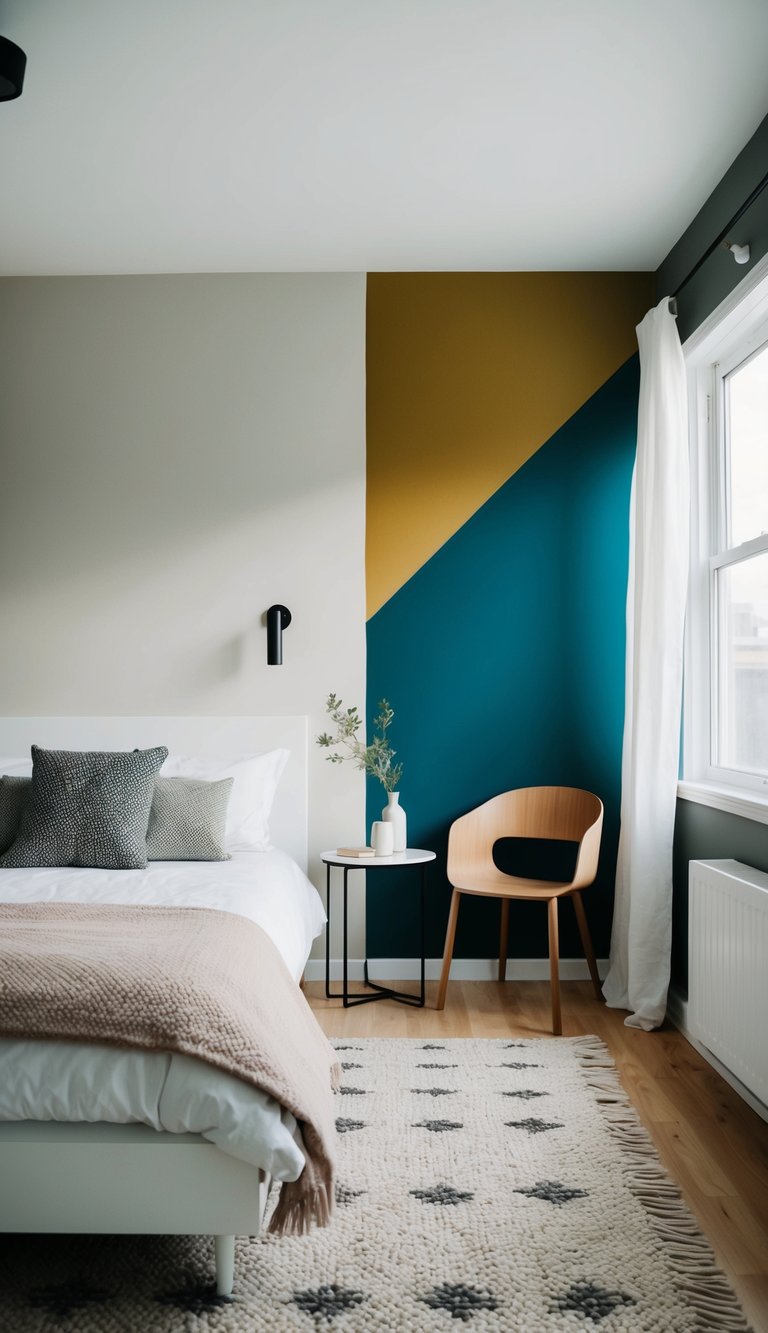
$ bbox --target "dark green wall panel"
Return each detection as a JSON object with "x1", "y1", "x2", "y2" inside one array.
[
  {"x1": 366, "y1": 357, "x2": 639, "y2": 960},
  {"x1": 672, "y1": 799, "x2": 768, "y2": 994},
  {"x1": 656, "y1": 114, "x2": 768, "y2": 343},
  {"x1": 657, "y1": 110, "x2": 768, "y2": 989}
]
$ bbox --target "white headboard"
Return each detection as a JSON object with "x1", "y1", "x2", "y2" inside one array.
[{"x1": 0, "y1": 716, "x2": 309, "y2": 871}]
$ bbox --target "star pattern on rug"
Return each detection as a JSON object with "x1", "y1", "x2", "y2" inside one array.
[
  {"x1": 5, "y1": 1038, "x2": 745, "y2": 1333},
  {"x1": 502, "y1": 1088, "x2": 549, "y2": 1098},
  {"x1": 505, "y1": 1117, "x2": 565, "y2": 1133},
  {"x1": 338, "y1": 1085, "x2": 367, "y2": 1095},
  {"x1": 335, "y1": 1183, "x2": 367, "y2": 1206},
  {"x1": 422, "y1": 1282, "x2": 500, "y2": 1322},
  {"x1": 413, "y1": 1119, "x2": 465, "y2": 1132},
  {"x1": 551, "y1": 1280, "x2": 635, "y2": 1323},
  {"x1": 514, "y1": 1180, "x2": 588, "y2": 1206},
  {"x1": 291, "y1": 1283, "x2": 366, "y2": 1322},
  {"x1": 341, "y1": 1061, "x2": 363, "y2": 1070},
  {"x1": 504, "y1": 1042, "x2": 527, "y2": 1048},
  {"x1": 156, "y1": 1280, "x2": 232, "y2": 1315},
  {"x1": 28, "y1": 1280, "x2": 113, "y2": 1319},
  {"x1": 421, "y1": 1043, "x2": 446, "y2": 1050},
  {"x1": 332, "y1": 1044, "x2": 363, "y2": 1051},
  {"x1": 410, "y1": 1183, "x2": 475, "y2": 1206},
  {"x1": 335, "y1": 1117, "x2": 367, "y2": 1133}
]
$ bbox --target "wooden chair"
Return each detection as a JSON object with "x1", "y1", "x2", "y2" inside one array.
[{"x1": 435, "y1": 787, "x2": 604, "y2": 1034}]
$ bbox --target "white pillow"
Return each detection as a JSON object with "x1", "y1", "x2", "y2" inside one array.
[{"x1": 159, "y1": 749, "x2": 289, "y2": 852}]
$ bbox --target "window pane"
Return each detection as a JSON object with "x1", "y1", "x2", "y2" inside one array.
[
  {"x1": 716, "y1": 552, "x2": 768, "y2": 775},
  {"x1": 725, "y1": 341, "x2": 768, "y2": 548}
]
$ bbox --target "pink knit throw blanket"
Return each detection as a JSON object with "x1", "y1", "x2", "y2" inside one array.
[{"x1": 0, "y1": 901, "x2": 339, "y2": 1236}]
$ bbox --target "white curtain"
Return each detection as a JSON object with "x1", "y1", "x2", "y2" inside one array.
[{"x1": 603, "y1": 296, "x2": 689, "y2": 1031}]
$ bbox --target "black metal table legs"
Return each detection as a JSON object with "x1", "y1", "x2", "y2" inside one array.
[{"x1": 324, "y1": 862, "x2": 426, "y2": 1008}]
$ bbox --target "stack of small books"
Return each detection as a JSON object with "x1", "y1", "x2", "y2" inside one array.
[{"x1": 336, "y1": 846, "x2": 376, "y2": 859}]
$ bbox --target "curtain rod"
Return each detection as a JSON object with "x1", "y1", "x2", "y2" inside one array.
[{"x1": 670, "y1": 168, "x2": 768, "y2": 300}]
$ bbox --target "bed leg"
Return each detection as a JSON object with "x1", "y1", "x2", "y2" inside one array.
[{"x1": 214, "y1": 1234, "x2": 235, "y2": 1296}]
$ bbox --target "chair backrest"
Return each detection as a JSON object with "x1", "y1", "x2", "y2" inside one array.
[{"x1": 448, "y1": 786, "x2": 604, "y2": 891}]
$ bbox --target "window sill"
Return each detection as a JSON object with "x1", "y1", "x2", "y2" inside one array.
[{"x1": 677, "y1": 780, "x2": 768, "y2": 826}]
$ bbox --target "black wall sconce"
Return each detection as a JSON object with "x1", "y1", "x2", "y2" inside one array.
[
  {"x1": 0, "y1": 35, "x2": 27, "y2": 101},
  {"x1": 267, "y1": 604, "x2": 292, "y2": 665}
]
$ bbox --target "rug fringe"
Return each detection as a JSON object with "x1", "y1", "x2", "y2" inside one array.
[
  {"x1": 571, "y1": 1037, "x2": 751, "y2": 1331},
  {"x1": 267, "y1": 1176, "x2": 334, "y2": 1237}
]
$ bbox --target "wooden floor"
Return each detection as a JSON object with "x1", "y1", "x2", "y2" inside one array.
[{"x1": 307, "y1": 978, "x2": 768, "y2": 1332}]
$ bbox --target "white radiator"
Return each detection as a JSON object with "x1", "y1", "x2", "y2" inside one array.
[{"x1": 688, "y1": 859, "x2": 768, "y2": 1108}]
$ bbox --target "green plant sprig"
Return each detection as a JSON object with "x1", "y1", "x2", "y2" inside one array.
[{"x1": 316, "y1": 693, "x2": 403, "y2": 793}]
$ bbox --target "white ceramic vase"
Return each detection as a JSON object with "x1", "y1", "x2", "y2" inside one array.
[
  {"x1": 382, "y1": 791, "x2": 407, "y2": 852},
  {"x1": 370, "y1": 820, "x2": 394, "y2": 856}
]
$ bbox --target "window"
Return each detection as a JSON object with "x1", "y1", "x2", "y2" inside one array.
[
  {"x1": 683, "y1": 268, "x2": 768, "y2": 817},
  {"x1": 713, "y1": 342, "x2": 768, "y2": 776}
]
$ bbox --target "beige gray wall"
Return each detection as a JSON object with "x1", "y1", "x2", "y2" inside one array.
[{"x1": 0, "y1": 272, "x2": 367, "y2": 953}]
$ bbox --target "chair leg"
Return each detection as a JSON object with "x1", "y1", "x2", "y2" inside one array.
[
  {"x1": 547, "y1": 897, "x2": 562, "y2": 1036},
  {"x1": 436, "y1": 890, "x2": 461, "y2": 1011},
  {"x1": 498, "y1": 898, "x2": 510, "y2": 982},
  {"x1": 572, "y1": 891, "x2": 602, "y2": 1000}
]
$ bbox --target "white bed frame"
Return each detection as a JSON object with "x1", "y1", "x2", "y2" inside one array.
[
  {"x1": 0, "y1": 716, "x2": 309, "y2": 1295},
  {"x1": 0, "y1": 1123, "x2": 269, "y2": 1294}
]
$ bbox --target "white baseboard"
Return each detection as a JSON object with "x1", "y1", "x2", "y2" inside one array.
[
  {"x1": 666, "y1": 985, "x2": 767, "y2": 1124},
  {"x1": 304, "y1": 957, "x2": 609, "y2": 983}
]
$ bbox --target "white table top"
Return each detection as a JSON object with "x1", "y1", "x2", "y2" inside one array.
[{"x1": 321, "y1": 848, "x2": 436, "y2": 867}]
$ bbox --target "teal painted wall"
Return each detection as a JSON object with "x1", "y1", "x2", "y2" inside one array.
[{"x1": 366, "y1": 357, "x2": 640, "y2": 959}]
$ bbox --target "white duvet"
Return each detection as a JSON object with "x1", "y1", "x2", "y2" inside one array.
[{"x1": 0, "y1": 851, "x2": 327, "y2": 1181}]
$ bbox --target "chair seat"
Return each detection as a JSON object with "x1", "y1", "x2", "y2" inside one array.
[{"x1": 453, "y1": 871, "x2": 574, "y2": 900}]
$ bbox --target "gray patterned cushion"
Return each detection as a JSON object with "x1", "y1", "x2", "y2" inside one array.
[
  {"x1": 146, "y1": 777, "x2": 233, "y2": 862},
  {"x1": 0, "y1": 745, "x2": 168, "y2": 870},
  {"x1": 0, "y1": 776, "x2": 31, "y2": 853}
]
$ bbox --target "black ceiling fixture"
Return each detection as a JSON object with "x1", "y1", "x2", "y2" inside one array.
[{"x1": 0, "y1": 34, "x2": 26, "y2": 101}]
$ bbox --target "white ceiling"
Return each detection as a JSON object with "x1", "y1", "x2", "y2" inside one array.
[{"x1": 1, "y1": 0, "x2": 768, "y2": 275}]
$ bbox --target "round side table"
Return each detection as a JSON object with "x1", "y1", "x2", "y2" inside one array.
[{"x1": 320, "y1": 849, "x2": 436, "y2": 1008}]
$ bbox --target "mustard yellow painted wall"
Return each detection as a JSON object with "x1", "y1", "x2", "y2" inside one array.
[{"x1": 366, "y1": 272, "x2": 654, "y2": 616}]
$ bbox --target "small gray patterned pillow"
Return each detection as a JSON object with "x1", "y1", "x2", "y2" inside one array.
[
  {"x1": 146, "y1": 777, "x2": 233, "y2": 861},
  {"x1": 0, "y1": 776, "x2": 31, "y2": 853},
  {"x1": 0, "y1": 745, "x2": 168, "y2": 871}
]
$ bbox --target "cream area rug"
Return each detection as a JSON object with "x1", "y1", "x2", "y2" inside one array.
[{"x1": 0, "y1": 1038, "x2": 751, "y2": 1331}]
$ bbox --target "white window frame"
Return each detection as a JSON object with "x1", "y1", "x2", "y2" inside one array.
[{"x1": 680, "y1": 254, "x2": 768, "y2": 825}]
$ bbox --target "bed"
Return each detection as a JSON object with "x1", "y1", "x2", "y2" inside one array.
[{"x1": 0, "y1": 716, "x2": 327, "y2": 1296}]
